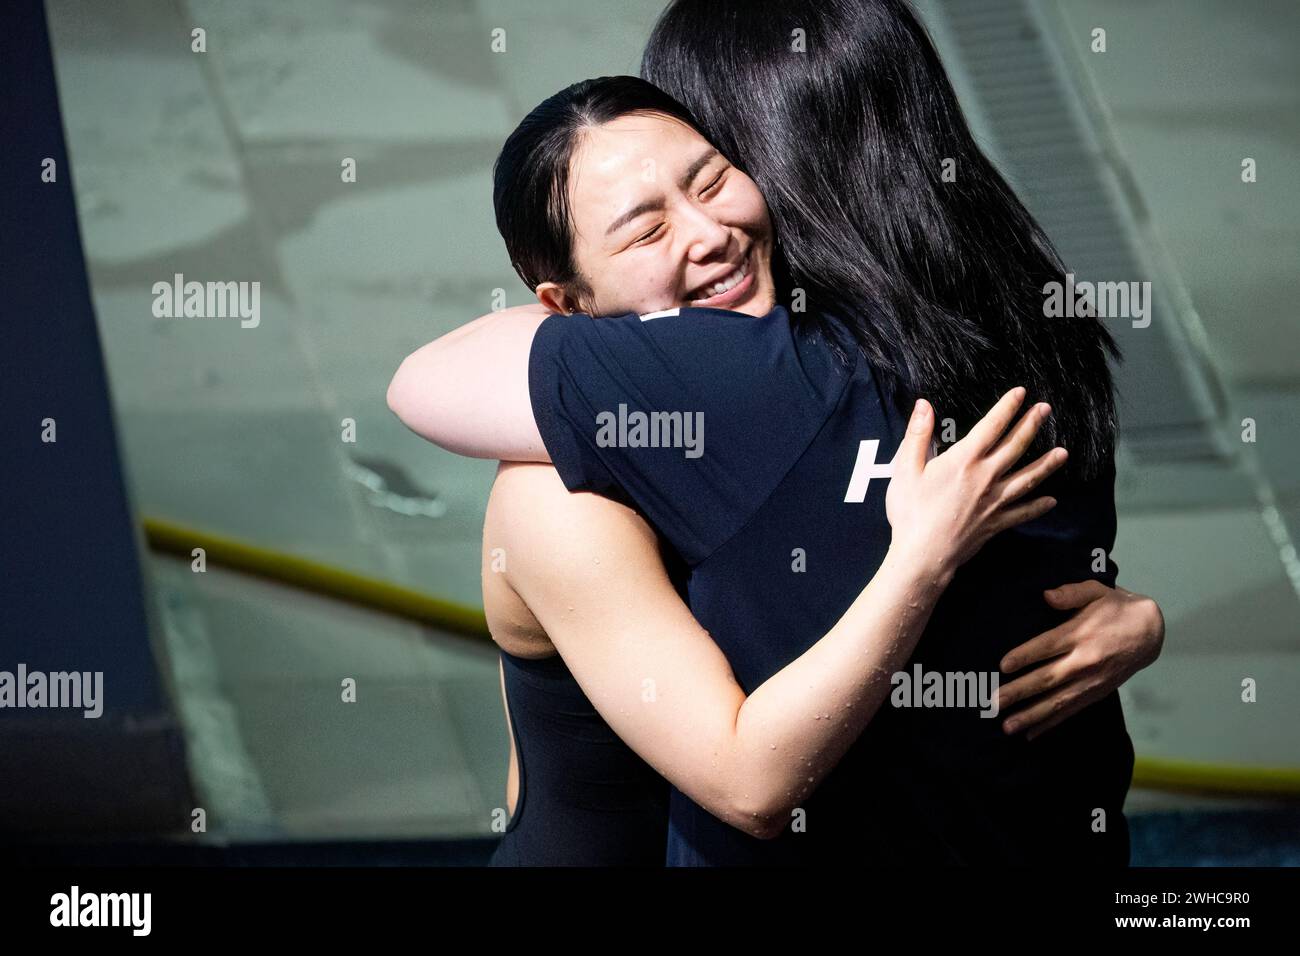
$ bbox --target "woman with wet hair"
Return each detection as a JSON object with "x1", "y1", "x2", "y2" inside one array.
[
  {"x1": 390, "y1": 1, "x2": 1163, "y2": 866},
  {"x1": 465, "y1": 74, "x2": 1061, "y2": 866}
]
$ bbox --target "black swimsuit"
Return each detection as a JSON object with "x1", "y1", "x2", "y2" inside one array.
[{"x1": 489, "y1": 649, "x2": 669, "y2": 866}]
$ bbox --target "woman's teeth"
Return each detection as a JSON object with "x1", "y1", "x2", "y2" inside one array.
[{"x1": 695, "y1": 260, "x2": 748, "y2": 299}]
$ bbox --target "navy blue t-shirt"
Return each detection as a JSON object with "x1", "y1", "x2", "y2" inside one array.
[{"x1": 528, "y1": 304, "x2": 1134, "y2": 866}]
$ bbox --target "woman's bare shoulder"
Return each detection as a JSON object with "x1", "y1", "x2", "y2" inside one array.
[{"x1": 488, "y1": 463, "x2": 655, "y2": 560}]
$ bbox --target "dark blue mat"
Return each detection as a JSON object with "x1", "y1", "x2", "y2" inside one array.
[{"x1": 1129, "y1": 809, "x2": 1300, "y2": 866}]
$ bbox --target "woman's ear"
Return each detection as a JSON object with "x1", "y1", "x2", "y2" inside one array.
[{"x1": 536, "y1": 282, "x2": 576, "y2": 316}]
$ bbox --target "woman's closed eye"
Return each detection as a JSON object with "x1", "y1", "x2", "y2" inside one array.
[
  {"x1": 634, "y1": 223, "x2": 665, "y2": 245},
  {"x1": 628, "y1": 171, "x2": 727, "y2": 247}
]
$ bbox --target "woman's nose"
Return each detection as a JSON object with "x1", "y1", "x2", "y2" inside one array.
[{"x1": 682, "y1": 206, "x2": 733, "y2": 260}]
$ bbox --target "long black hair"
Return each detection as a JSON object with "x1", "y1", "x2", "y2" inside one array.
[
  {"x1": 493, "y1": 75, "x2": 706, "y2": 314},
  {"x1": 642, "y1": 0, "x2": 1122, "y2": 478}
]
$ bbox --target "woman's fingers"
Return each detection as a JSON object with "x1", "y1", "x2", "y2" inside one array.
[
  {"x1": 1000, "y1": 620, "x2": 1075, "y2": 675},
  {"x1": 959, "y1": 386, "x2": 1027, "y2": 457},
  {"x1": 995, "y1": 446, "x2": 1068, "y2": 504},
  {"x1": 892, "y1": 398, "x2": 935, "y2": 478},
  {"x1": 1011, "y1": 677, "x2": 1110, "y2": 740},
  {"x1": 1043, "y1": 579, "x2": 1110, "y2": 610},
  {"x1": 997, "y1": 652, "x2": 1066, "y2": 712},
  {"x1": 987, "y1": 402, "x2": 1051, "y2": 477},
  {"x1": 987, "y1": 494, "x2": 1057, "y2": 536}
]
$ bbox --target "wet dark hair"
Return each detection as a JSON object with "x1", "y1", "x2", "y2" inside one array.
[
  {"x1": 642, "y1": 0, "x2": 1122, "y2": 478},
  {"x1": 493, "y1": 75, "x2": 705, "y2": 314}
]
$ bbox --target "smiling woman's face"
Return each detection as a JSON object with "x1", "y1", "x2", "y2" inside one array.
[{"x1": 536, "y1": 112, "x2": 777, "y2": 318}]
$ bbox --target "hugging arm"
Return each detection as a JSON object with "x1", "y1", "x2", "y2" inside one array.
[
  {"x1": 388, "y1": 306, "x2": 1165, "y2": 737},
  {"x1": 386, "y1": 303, "x2": 551, "y2": 461},
  {"x1": 498, "y1": 465, "x2": 940, "y2": 840}
]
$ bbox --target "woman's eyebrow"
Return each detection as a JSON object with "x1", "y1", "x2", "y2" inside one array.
[
  {"x1": 604, "y1": 148, "x2": 721, "y2": 237},
  {"x1": 605, "y1": 198, "x2": 663, "y2": 237},
  {"x1": 679, "y1": 147, "x2": 719, "y2": 191}
]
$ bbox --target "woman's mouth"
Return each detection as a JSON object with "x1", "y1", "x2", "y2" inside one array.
[{"x1": 687, "y1": 251, "x2": 755, "y2": 308}]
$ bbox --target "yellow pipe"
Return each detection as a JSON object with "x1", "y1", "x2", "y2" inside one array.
[
  {"x1": 141, "y1": 516, "x2": 1300, "y2": 797},
  {"x1": 1131, "y1": 755, "x2": 1300, "y2": 798},
  {"x1": 143, "y1": 516, "x2": 489, "y2": 642}
]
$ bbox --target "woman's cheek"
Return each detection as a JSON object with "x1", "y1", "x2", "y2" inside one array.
[
  {"x1": 640, "y1": 253, "x2": 681, "y2": 310},
  {"x1": 655, "y1": 279, "x2": 680, "y2": 309},
  {"x1": 733, "y1": 176, "x2": 770, "y2": 222},
  {"x1": 726, "y1": 197, "x2": 772, "y2": 235}
]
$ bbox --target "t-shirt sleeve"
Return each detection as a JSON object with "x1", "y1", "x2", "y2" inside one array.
[{"x1": 527, "y1": 307, "x2": 849, "y2": 566}]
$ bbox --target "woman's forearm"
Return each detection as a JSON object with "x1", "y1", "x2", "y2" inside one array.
[
  {"x1": 717, "y1": 539, "x2": 954, "y2": 837},
  {"x1": 500, "y1": 460, "x2": 962, "y2": 841},
  {"x1": 386, "y1": 304, "x2": 551, "y2": 460}
]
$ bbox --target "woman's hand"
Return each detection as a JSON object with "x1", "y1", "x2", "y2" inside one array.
[
  {"x1": 997, "y1": 580, "x2": 1165, "y2": 740},
  {"x1": 886, "y1": 386, "x2": 1067, "y2": 582}
]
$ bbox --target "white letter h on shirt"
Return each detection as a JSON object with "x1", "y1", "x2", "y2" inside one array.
[
  {"x1": 844, "y1": 436, "x2": 938, "y2": 502},
  {"x1": 844, "y1": 439, "x2": 892, "y2": 503}
]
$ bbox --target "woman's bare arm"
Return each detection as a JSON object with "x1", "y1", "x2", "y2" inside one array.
[
  {"x1": 386, "y1": 303, "x2": 551, "y2": 460},
  {"x1": 494, "y1": 461, "x2": 946, "y2": 840},
  {"x1": 390, "y1": 309, "x2": 1167, "y2": 744}
]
